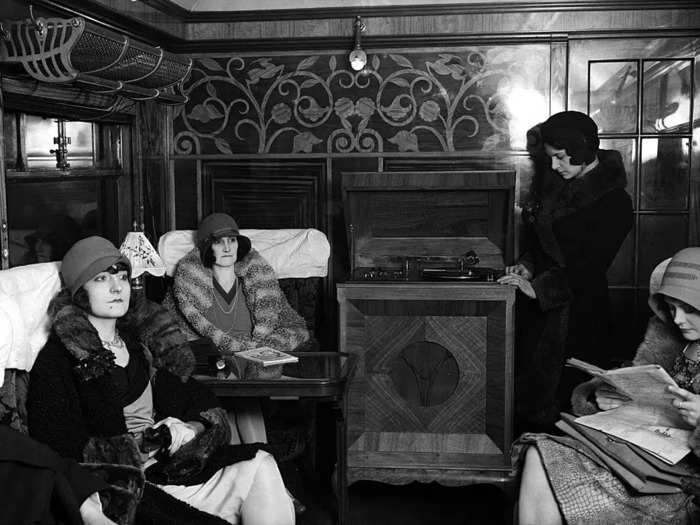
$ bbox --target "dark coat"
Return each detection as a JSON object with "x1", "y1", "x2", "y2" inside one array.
[
  {"x1": 26, "y1": 293, "x2": 265, "y2": 524},
  {"x1": 516, "y1": 149, "x2": 634, "y2": 426},
  {"x1": 0, "y1": 425, "x2": 107, "y2": 525}
]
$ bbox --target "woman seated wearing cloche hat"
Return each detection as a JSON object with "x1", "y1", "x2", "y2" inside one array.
[
  {"x1": 163, "y1": 213, "x2": 310, "y2": 445},
  {"x1": 27, "y1": 235, "x2": 295, "y2": 525},
  {"x1": 517, "y1": 247, "x2": 700, "y2": 525}
]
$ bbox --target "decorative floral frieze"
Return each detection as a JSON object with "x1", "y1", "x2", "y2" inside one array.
[{"x1": 173, "y1": 45, "x2": 549, "y2": 155}]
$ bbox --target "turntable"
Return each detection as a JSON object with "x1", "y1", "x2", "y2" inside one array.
[{"x1": 421, "y1": 266, "x2": 501, "y2": 282}]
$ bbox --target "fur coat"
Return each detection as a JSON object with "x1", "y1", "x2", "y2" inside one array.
[
  {"x1": 515, "y1": 149, "x2": 634, "y2": 427},
  {"x1": 26, "y1": 292, "x2": 264, "y2": 524},
  {"x1": 164, "y1": 248, "x2": 309, "y2": 355}
]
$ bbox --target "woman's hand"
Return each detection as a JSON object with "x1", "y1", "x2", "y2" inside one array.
[
  {"x1": 79, "y1": 492, "x2": 117, "y2": 525},
  {"x1": 504, "y1": 263, "x2": 533, "y2": 281},
  {"x1": 668, "y1": 385, "x2": 700, "y2": 427},
  {"x1": 497, "y1": 273, "x2": 537, "y2": 299},
  {"x1": 153, "y1": 417, "x2": 198, "y2": 455},
  {"x1": 595, "y1": 384, "x2": 629, "y2": 411}
]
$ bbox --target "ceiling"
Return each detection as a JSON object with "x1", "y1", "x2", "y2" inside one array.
[{"x1": 158, "y1": 0, "x2": 623, "y2": 12}]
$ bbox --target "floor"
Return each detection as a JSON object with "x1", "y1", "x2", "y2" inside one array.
[{"x1": 284, "y1": 462, "x2": 513, "y2": 525}]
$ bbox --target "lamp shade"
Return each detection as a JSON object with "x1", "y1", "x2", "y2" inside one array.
[{"x1": 119, "y1": 231, "x2": 166, "y2": 278}]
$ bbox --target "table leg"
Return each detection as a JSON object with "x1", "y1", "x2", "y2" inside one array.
[{"x1": 333, "y1": 398, "x2": 348, "y2": 525}]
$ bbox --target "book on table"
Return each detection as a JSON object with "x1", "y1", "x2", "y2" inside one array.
[
  {"x1": 565, "y1": 357, "x2": 692, "y2": 465},
  {"x1": 235, "y1": 347, "x2": 299, "y2": 367}
]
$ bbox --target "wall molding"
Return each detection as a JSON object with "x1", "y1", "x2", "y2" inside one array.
[
  {"x1": 142, "y1": 0, "x2": 700, "y2": 22},
  {"x1": 30, "y1": 0, "x2": 700, "y2": 54}
]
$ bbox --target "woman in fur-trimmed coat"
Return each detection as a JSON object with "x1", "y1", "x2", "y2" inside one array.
[
  {"x1": 27, "y1": 236, "x2": 294, "y2": 525},
  {"x1": 516, "y1": 248, "x2": 700, "y2": 525},
  {"x1": 498, "y1": 111, "x2": 633, "y2": 431},
  {"x1": 164, "y1": 214, "x2": 309, "y2": 359}
]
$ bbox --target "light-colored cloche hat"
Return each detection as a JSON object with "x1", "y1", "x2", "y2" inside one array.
[{"x1": 649, "y1": 247, "x2": 700, "y2": 320}]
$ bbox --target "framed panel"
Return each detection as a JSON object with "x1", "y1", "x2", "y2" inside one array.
[
  {"x1": 173, "y1": 158, "x2": 198, "y2": 229},
  {"x1": 341, "y1": 286, "x2": 515, "y2": 474},
  {"x1": 202, "y1": 160, "x2": 326, "y2": 231},
  {"x1": 637, "y1": 214, "x2": 688, "y2": 288},
  {"x1": 640, "y1": 137, "x2": 690, "y2": 211},
  {"x1": 588, "y1": 61, "x2": 638, "y2": 134},
  {"x1": 642, "y1": 59, "x2": 693, "y2": 134}
]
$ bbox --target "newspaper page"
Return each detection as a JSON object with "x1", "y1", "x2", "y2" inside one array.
[
  {"x1": 566, "y1": 358, "x2": 691, "y2": 464},
  {"x1": 575, "y1": 404, "x2": 691, "y2": 465}
]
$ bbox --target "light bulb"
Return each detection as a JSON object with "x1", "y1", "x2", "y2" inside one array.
[{"x1": 349, "y1": 48, "x2": 367, "y2": 71}]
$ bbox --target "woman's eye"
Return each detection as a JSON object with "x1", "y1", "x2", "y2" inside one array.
[
  {"x1": 119, "y1": 273, "x2": 129, "y2": 281},
  {"x1": 94, "y1": 274, "x2": 106, "y2": 282}
]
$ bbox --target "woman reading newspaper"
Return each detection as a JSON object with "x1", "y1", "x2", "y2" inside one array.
[{"x1": 518, "y1": 247, "x2": 700, "y2": 525}]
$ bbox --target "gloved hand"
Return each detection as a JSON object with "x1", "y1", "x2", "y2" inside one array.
[{"x1": 152, "y1": 417, "x2": 197, "y2": 455}]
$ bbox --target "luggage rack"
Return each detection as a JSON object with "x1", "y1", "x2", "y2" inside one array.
[{"x1": 0, "y1": 8, "x2": 191, "y2": 104}]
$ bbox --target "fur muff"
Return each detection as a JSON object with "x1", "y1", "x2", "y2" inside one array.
[
  {"x1": 144, "y1": 407, "x2": 231, "y2": 485},
  {"x1": 165, "y1": 248, "x2": 309, "y2": 355}
]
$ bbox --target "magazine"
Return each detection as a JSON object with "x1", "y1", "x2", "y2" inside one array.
[
  {"x1": 566, "y1": 357, "x2": 692, "y2": 464},
  {"x1": 236, "y1": 347, "x2": 299, "y2": 367}
]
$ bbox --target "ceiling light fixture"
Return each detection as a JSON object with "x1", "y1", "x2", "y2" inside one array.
[{"x1": 349, "y1": 16, "x2": 367, "y2": 72}]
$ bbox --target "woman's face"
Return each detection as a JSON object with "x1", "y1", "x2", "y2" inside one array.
[
  {"x1": 83, "y1": 269, "x2": 131, "y2": 319},
  {"x1": 211, "y1": 236, "x2": 238, "y2": 268},
  {"x1": 665, "y1": 296, "x2": 700, "y2": 341},
  {"x1": 544, "y1": 143, "x2": 585, "y2": 180}
]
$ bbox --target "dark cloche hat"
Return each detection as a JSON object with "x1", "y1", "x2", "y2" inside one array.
[{"x1": 196, "y1": 213, "x2": 252, "y2": 259}]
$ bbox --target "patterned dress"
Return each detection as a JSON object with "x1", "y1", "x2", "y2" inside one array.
[{"x1": 518, "y1": 333, "x2": 700, "y2": 524}]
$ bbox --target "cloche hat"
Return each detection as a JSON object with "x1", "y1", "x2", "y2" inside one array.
[{"x1": 60, "y1": 236, "x2": 131, "y2": 298}]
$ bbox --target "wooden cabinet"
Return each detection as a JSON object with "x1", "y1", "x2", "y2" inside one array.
[{"x1": 338, "y1": 282, "x2": 516, "y2": 487}]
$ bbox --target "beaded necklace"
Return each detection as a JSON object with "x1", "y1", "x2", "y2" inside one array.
[
  {"x1": 210, "y1": 279, "x2": 240, "y2": 335},
  {"x1": 100, "y1": 332, "x2": 129, "y2": 367}
]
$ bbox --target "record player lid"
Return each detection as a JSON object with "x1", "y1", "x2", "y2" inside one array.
[{"x1": 342, "y1": 171, "x2": 514, "y2": 272}]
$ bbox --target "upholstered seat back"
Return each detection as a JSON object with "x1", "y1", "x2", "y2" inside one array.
[
  {"x1": 158, "y1": 228, "x2": 330, "y2": 279},
  {"x1": 158, "y1": 228, "x2": 330, "y2": 342}
]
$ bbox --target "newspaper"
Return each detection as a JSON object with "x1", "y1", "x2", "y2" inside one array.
[{"x1": 566, "y1": 358, "x2": 692, "y2": 464}]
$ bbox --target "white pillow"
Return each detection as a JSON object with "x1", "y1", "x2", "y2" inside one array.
[
  {"x1": 0, "y1": 262, "x2": 61, "y2": 379},
  {"x1": 158, "y1": 228, "x2": 330, "y2": 279},
  {"x1": 0, "y1": 293, "x2": 28, "y2": 387}
]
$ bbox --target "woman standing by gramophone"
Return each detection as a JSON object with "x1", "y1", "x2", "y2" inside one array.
[{"x1": 499, "y1": 111, "x2": 634, "y2": 432}]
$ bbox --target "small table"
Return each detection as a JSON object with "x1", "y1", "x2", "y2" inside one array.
[{"x1": 197, "y1": 351, "x2": 356, "y2": 525}]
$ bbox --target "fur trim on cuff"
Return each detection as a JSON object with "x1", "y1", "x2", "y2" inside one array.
[
  {"x1": 82, "y1": 434, "x2": 144, "y2": 469},
  {"x1": 532, "y1": 268, "x2": 573, "y2": 311},
  {"x1": 571, "y1": 377, "x2": 604, "y2": 416}
]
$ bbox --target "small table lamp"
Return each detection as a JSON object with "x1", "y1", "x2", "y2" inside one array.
[{"x1": 119, "y1": 231, "x2": 166, "y2": 289}]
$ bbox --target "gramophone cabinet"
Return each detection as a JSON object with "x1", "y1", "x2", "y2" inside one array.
[{"x1": 337, "y1": 170, "x2": 517, "y2": 488}]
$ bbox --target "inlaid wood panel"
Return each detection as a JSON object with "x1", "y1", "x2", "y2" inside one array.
[
  {"x1": 338, "y1": 283, "x2": 515, "y2": 486},
  {"x1": 172, "y1": 44, "x2": 551, "y2": 155}
]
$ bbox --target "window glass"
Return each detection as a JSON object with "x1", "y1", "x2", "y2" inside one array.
[
  {"x1": 25, "y1": 116, "x2": 94, "y2": 169},
  {"x1": 640, "y1": 137, "x2": 690, "y2": 210},
  {"x1": 642, "y1": 60, "x2": 692, "y2": 134},
  {"x1": 589, "y1": 61, "x2": 638, "y2": 133}
]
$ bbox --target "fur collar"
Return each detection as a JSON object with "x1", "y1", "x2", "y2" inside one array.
[
  {"x1": 48, "y1": 289, "x2": 195, "y2": 382},
  {"x1": 168, "y1": 247, "x2": 309, "y2": 355},
  {"x1": 526, "y1": 149, "x2": 628, "y2": 224}
]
